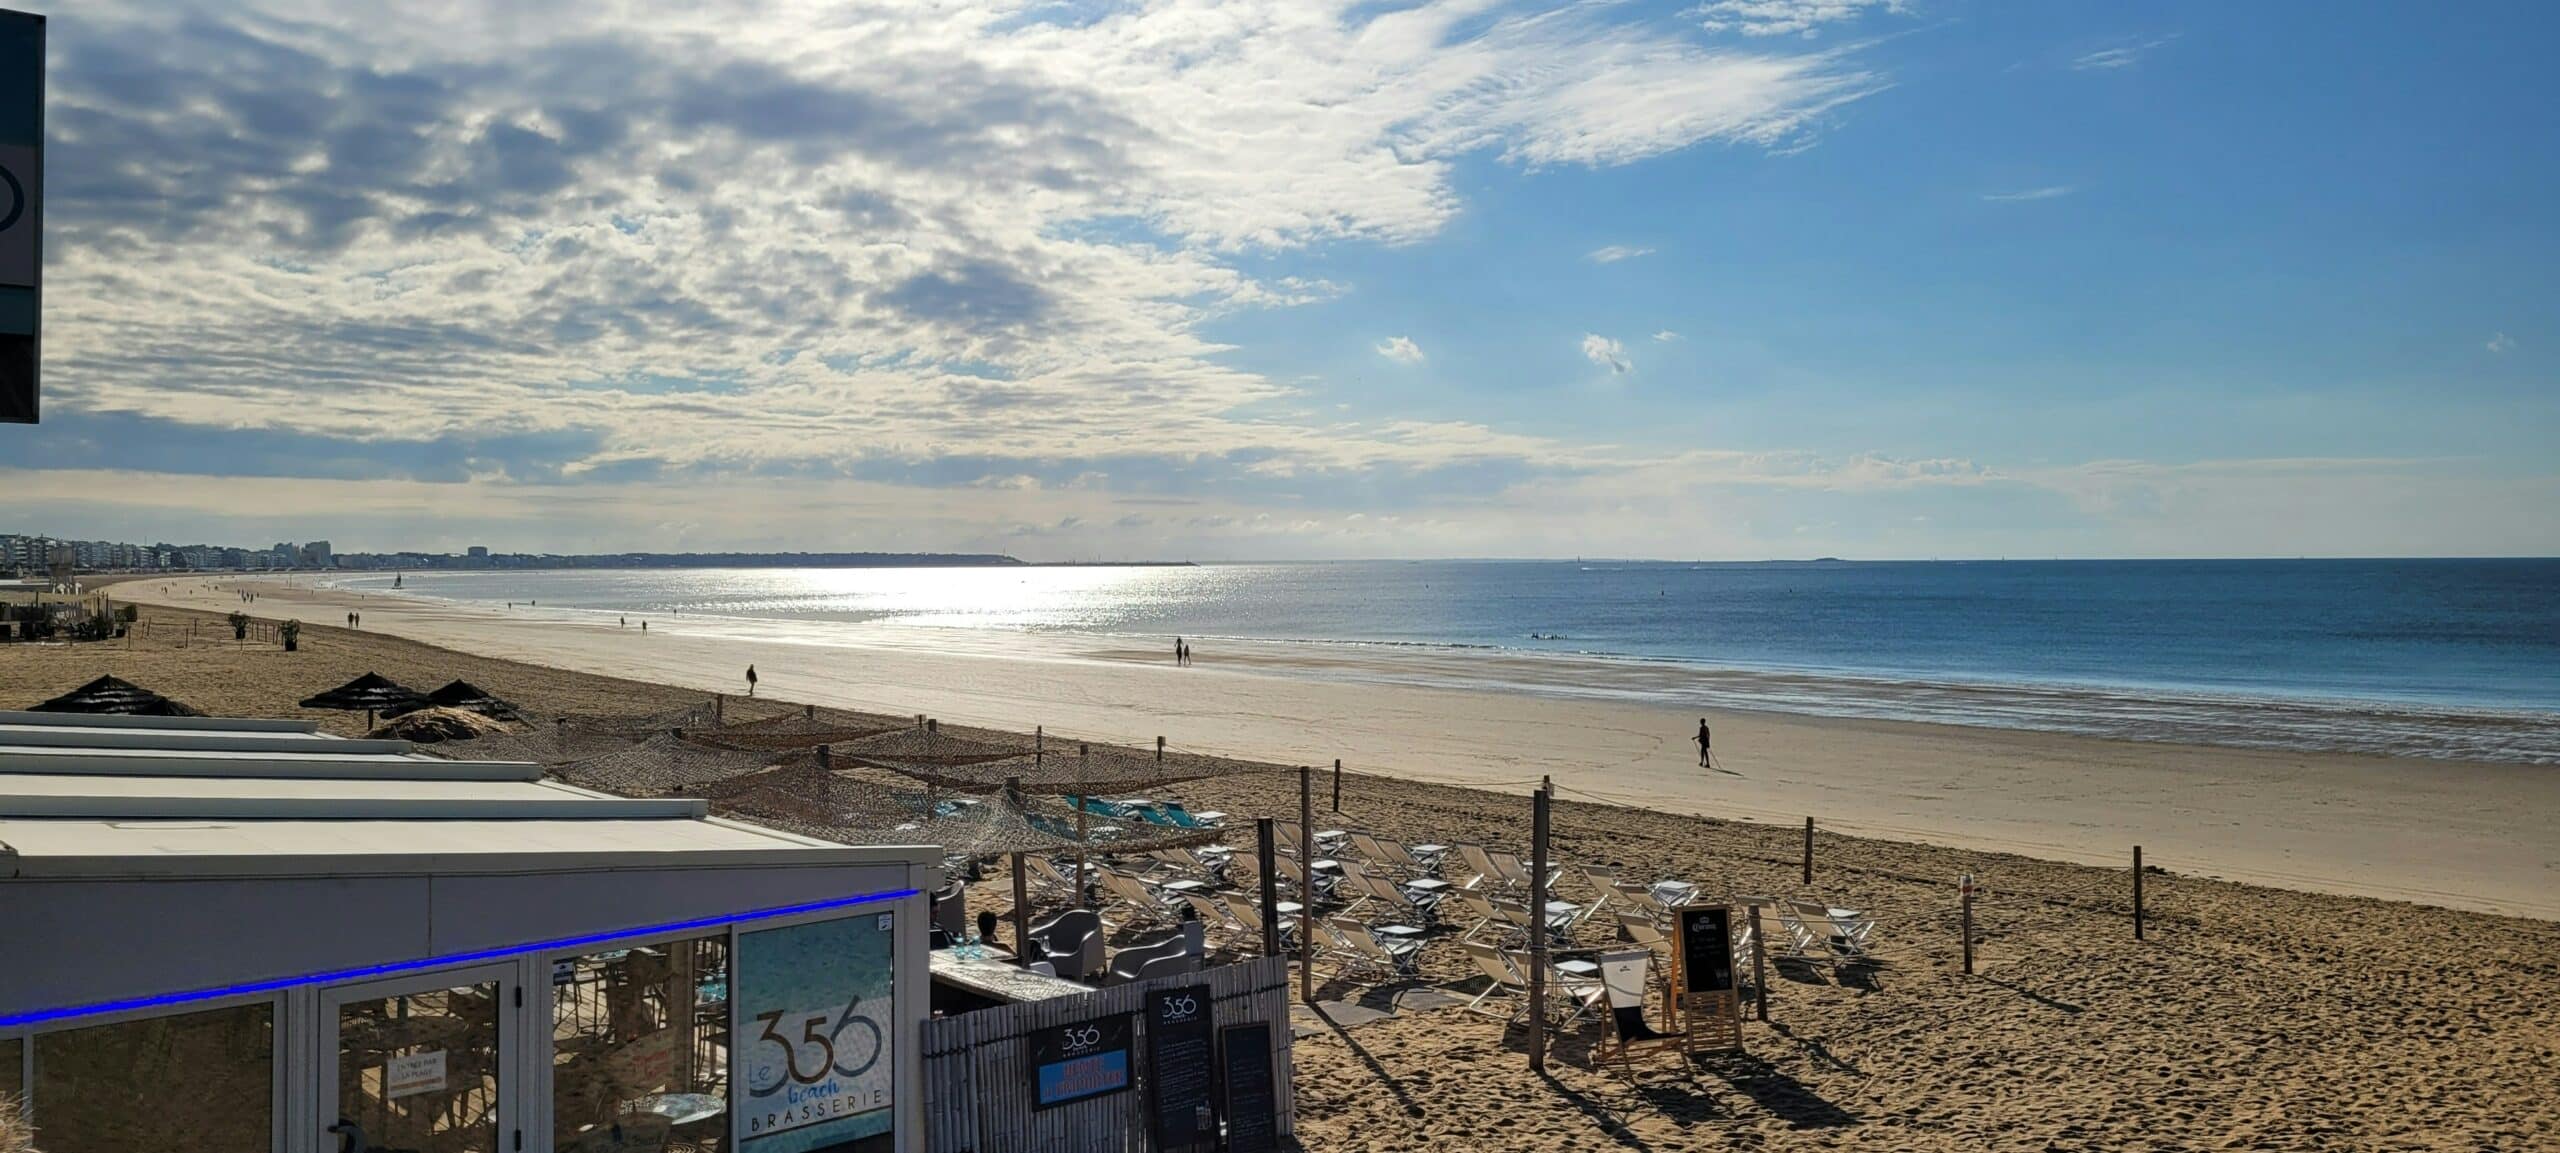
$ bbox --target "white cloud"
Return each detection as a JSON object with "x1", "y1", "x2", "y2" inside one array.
[
  {"x1": 1376, "y1": 336, "x2": 1425, "y2": 364},
  {"x1": 39, "y1": 0, "x2": 1888, "y2": 509},
  {"x1": 1582, "y1": 334, "x2": 1632, "y2": 374},
  {"x1": 1589, "y1": 245, "x2": 1655, "y2": 264},
  {"x1": 2486, "y1": 333, "x2": 2517, "y2": 353},
  {"x1": 2072, "y1": 35, "x2": 2179, "y2": 71},
  {"x1": 1695, "y1": 0, "x2": 1911, "y2": 38},
  {"x1": 1981, "y1": 185, "x2": 2075, "y2": 203},
  {"x1": 1652, "y1": 330, "x2": 1682, "y2": 342}
]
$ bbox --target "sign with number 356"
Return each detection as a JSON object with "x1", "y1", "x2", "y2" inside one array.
[{"x1": 737, "y1": 914, "x2": 897, "y2": 1151}]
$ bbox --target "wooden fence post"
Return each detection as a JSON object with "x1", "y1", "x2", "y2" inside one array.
[
  {"x1": 1330, "y1": 759, "x2": 1342, "y2": 813},
  {"x1": 2133, "y1": 846, "x2": 2145, "y2": 941},
  {"x1": 1960, "y1": 874, "x2": 1975, "y2": 975},
  {"x1": 1298, "y1": 766, "x2": 1315, "y2": 1005},
  {"x1": 1528, "y1": 784, "x2": 1551, "y2": 1072},
  {"x1": 1749, "y1": 902, "x2": 1770, "y2": 1022},
  {"x1": 1257, "y1": 818, "x2": 1281, "y2": 958},
  {"x1": 1008, "y1": 776, "x2": 1030, "y2": 964},
  {"x1": 1802, "y1": 817, "x2": 1815, "y2": 886}
]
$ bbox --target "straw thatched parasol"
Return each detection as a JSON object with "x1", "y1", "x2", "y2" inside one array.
[
  {"x1": 29, "y1": 674, "x2": 204, "y2": 717},
  {"x1": 368, "y1": 706, "x2": 511, "y2": 743},
  {"x1": 298, "y1": 672, "x2": 430, "y2": 727},
  {"x1": 423, "y1": 680, "x2": 525, "y2": 723}
]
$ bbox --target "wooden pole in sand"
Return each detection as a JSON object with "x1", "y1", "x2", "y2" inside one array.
[
  {"x1": 1960, "y1": 874, "x2": 1975, "y2": 975},
  {"x1": 1802, "y1": 818, "x2": 1815, "y2": 886},
  {"x1": 1331, "y1": 759, "x2": 1342, "y2": 813},
  {"x1": 2133, "y1": 846, "x2": 2145, "y2": 940},
  {"x1": 1256, "y1": 818, "x2": 1281, "y2": 957},
  {"x1": 1008, "y1": 776, "x2": 1031, "y2": 964},
  {"x1": 1156, "y1": 736, "x2": 1164, "y2": 761},
  {"x1": 1528, "y1": 784, "x2": 1551, "y2": 1071},
  {"x1": 1749, "y1": 902, "x2": 1770, "y2": 1021},
  {"x1": 1074, "y1": 746, "x2": 1090, "y2": 910},
  {"x1": 714, "y1": 694, "x2": 724, "y2": 724},
  {"x1": 1298, "y1": 765, "x2": 1315, "y2": 1005}
]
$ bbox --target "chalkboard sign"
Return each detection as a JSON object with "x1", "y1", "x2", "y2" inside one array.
[
  {"x1": 1030, "y1": 1012, "x2": 1135, "y2": 1110},
  {"x1": 1219, "y1": 1021, "x2": 1279, "y2": 1153},
  {"x1": 1677, "y1": 905, "x2": 1735, "y2": 994},
  {"x1": 1146, "y1": 985, "x2": 1217, "y2": 1150}
]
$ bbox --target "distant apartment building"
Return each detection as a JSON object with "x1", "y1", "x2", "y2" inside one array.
[{"x1": 298, "y1": 540, "x2": 333, "y2": 568}]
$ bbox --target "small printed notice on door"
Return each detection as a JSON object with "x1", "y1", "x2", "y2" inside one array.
[{"x1": 386, "y1": 1050, "x2": 448, "y2": 1099}]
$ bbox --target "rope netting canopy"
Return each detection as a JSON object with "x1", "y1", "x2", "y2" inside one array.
[
  {"x1": 831, "y1": 723, "x2": 1027, "y2": 766},
  {"x1": 429, "y1": 725, "x2": 646, "y2": 767},
  {"x1": 549, "y1": 703, "x2": 719, "y2": 737},
  {"x1": 686, "y1": 711, "x2": 909, "y2": 752},
  {"x1": 871, "y1": 742, "x2": 1263, "y2": 796},
  {"x1": 550, "y1": 733, "x2": 792, "y2": 797},
  {"x1": 697, "y1": 757, "x2": 1228, "y2": 856}
]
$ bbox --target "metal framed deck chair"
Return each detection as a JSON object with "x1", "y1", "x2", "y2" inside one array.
[
  {"x1": 1327, "y1": 917, "x2": 1425, "y2": 979},
  {"x1": 1220, "y1": 890, "x2": 1297, "y2": 948},
  {"x1": 1455, "y1": 843, "x2": 1506, "y2": 891},
  {"x1": 1588, "y1": 950, "x2": 1683, "y2": 1069},
  {"x1": 1615, "y1": 911, "x2": 1674, "y2": 963},
  {"x1": 1444, "y1": 888, "x2": 1503, "y2": 941},
  {"x1": 1788, "y1": 901, "x2": 1879, "y2": 964},
  {"x1": 1024, "y1": 854, "x2": 1081, "y2": 895},
  {"x1": 1457, "y1": 939, "x2": 1531, "y2": 1020},
  {"x1": 1579, "y1": 864, "x2": 1623, "y2": 914},
  {"x1": 1159, "y1": 800, "x2": 1224, "y2": 828}
]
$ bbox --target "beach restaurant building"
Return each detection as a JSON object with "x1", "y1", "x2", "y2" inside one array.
[{"x1": 0, "y1": 709, "x2": 937, "y2": 1153}]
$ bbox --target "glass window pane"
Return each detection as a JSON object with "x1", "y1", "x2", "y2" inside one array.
[
  {"x1": 337, "y1": 983, "x2": 501, "y2": 1153},
  {"x1": 33, "y1": 1002, "x2": 274, "y2": 1153},
  {"x1": 554, "y1": 935, "x2": 730, "y2": 1152}
]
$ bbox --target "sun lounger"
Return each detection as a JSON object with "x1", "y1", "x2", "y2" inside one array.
[
  {"x1": 1457, "y1": 940, "x2": 1531, "y2": 1019},
  {"x1": 1443, "y1": 888, "x2": 1501, "y2": 940},
  {"x1": 1158, "y1": 801, "x2": 1223, "y2": 828},
  {"x1": 1325, "y1": 917, "x2": 1425, "y2": 980},
  {"x1": 1777, "y1": 901, "x2": 1878, "y2": 967}
]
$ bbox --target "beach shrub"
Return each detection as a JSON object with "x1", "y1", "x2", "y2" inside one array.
[
  {"x1": 227, "y1": 611, "x2": 250, "y2": 640},
  {"x1": 279, "y1": 619, "x2": 301, "y2": 652},
  {"x1": 0, "y1": 1092, "x2": 36, "y2": 1153},
  {"x1": 117, "y1": 604, "x2": 138, "y2": 623}
]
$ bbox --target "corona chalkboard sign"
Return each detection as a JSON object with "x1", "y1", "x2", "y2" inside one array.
[
  {"x1": 1672, "y1": 904, "x2": 1744, "y2": 1053},
  {"x1": 0, "y1": 9, "x2": 38, "y2": 424}
]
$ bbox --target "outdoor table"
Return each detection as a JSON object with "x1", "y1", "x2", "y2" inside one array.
[
  {"x1": 1403, "y1": 877, "x2": 1452, "y2": 894},
  {"x1": 930, "y1": 947, "x2": 1092, "y2": 1004},
  {"x1": 1373, "y1": 924, "x2": 1426, "y2": 942},
  {"x1": 1160, "y1": 878, "x2": 1211, "y2": 895},
  {"x1": 1555, "y1": 959, "x2": 1600, "y2": 978}
]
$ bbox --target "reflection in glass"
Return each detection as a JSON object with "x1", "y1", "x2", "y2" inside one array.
[
  {"x1": 32, "y1": 1002, "x2": 274, "y2": 1153},
  {"x1": 553, "y1": 935, "x2": 730, "y2": 1152},
  {"x1": 337, "y1": 983, "x2": 501, "y2": 1153}
]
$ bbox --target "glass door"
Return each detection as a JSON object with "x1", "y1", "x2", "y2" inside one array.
[{"x1": 321, "y1": 966, "x2": 513, "y2": 1153}]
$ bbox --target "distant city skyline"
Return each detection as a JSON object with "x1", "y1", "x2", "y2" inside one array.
[{"x1": 0, "y1": 0, "x2": 2552, "y2": 560}]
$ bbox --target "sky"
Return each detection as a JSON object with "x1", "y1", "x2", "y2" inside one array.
[{"x1": 1, "y1": 0, "x2": 2554, "y2": 561}]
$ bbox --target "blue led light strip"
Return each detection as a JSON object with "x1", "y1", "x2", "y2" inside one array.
[{"x1": 0, "y1": 886, "x2": 920, "y2": 1031}]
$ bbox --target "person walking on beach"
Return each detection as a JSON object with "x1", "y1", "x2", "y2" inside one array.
[
  {"x1": 1694, "y1": 717, "x2": 1712, "y2": 768},
  {"x1": 745, "y1": 664, "x2": 758, "y2": 697},
  {"x1": 1174, "y1": 637, "x2": 1184, "y2": 666}
]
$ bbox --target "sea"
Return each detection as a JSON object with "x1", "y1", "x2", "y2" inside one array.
[{"x1": 333, "y1": 559, "x2": 2560, "y2": 764}]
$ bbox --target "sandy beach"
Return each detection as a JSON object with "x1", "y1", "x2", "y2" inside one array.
[
  {"x1": 7, "y1": 594, "x2": 2559, "y2": 1151},
  {"x1": 108, "y1": 573, "x2": 2560, "y2": 920}
]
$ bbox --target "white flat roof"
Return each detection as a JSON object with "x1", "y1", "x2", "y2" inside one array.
[{"x1": 0, "y1": 710, "x2": 930, "y2": 879}]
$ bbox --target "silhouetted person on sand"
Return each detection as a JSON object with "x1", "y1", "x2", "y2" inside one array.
[
  {"x1": 1694, "y1": 718, "x2": 1713, "y2": 768},
  {"x1": 746, "y1": 664, "x2": 758, "y2": 696},
  {"x1": 640, "y1": 620, "x2": 647, "y2": 632},
  {"x1": 1174, "y1": 637, "x2": 1184, "y2": 666}
]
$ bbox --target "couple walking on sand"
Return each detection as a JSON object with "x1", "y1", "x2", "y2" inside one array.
[{"x1": 1173, "y1": 637, "x2": 1195, "y2": 667}]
